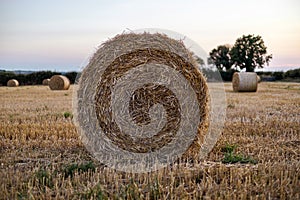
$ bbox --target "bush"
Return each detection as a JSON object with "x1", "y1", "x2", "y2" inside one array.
[{"x1": 285, "y1": 68, "x2": 300, "y2": 78}]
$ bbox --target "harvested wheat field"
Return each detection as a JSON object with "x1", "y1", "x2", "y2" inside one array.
[{"x1": 0, "y1": 82, "x2": 299, "y2": 199}]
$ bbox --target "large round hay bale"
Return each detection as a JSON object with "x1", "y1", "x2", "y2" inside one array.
[
  {"x1": 7, "y1": 79, "x2": 19, "y2": 87},
  {"x1": 74, "y1": 32, "x2": 211, "y2": 172},
  {"x1": 232, "y1": 72, "x2": 258, "y2": 92},
  {"x1": 42, "y1": 78, "x2": 50, "y2": 85},
  {"x1": 49, "y1": 75, "x2": 70, "y2": 90}
]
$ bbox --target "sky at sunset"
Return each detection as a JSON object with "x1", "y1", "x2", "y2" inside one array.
[{"x1": 0, "y1": 0, "x2": 299, "y2": 72}]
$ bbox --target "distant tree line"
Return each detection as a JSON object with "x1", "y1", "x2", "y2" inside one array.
[
  {"x1": 199, "y1": 68, "x2": 300, "y2": 82},
  {"x1": 0, "y1": 68, "x2": 299, "y2": 86},
  {"x1": 257, "y1": 68, "x2": 300, "y2": 81},
  {"x1": 0, "y1": 71, "x2": 78, "y2": 86}
]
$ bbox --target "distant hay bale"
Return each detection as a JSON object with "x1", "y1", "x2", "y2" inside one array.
[
  {"x1": 49, "y1": 75, "x2": 70, "y2": 90},
  {"x1": 42, "y1": 79, "x2": 50, "y2": 85},
  {"x1": 7, "y1": 79, "x2": 19, "y2": 87},
  {"x1": 75, "y1": 32, "x2": 210, "y2": 167},
  {"x1": 232, "y1": 72, "x2": 258, "y2": 92}
]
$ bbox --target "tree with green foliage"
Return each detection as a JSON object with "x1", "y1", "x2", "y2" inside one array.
[
  {"x1": 230, "y1": 34, "x2": 272, "y2": 72},
  {"x1": 209, "y1": 44, "x2": 232, "y2": 71}
]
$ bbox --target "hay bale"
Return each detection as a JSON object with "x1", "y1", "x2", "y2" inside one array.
[
  {"x1": 232, "y1": 72, "x2": 258, "y2": 92},
  {"x1": 42, "y1": 78, "x2": 50, "y2": 85},
  {"x1": 74, "y1": 32, "x2": 210, "y2": 171},
  {"x1": 7, "y1": 79, "x2": 19, "y2": 87},
  {"x1": 49, "y1": 75, "x2": 70, "y2": 90},
  {"x1": 257, "y1": 75, "x2": 261, "y2": 83}
]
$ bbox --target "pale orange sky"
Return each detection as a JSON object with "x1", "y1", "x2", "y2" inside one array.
[{"x1": 0, "y1": 0, "x2": 299, "y2": 71}]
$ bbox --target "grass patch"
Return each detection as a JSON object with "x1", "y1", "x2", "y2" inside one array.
[
  {"x1": 63, "y1": 111, "x2": 73, "y2": 119},
  {"x1": 79, "y1": 184, "x2": 108, "y2": 200},
  {"x1": 35, "y1": 168, "x2": 54, "y2": 189},
  {"x1": 63, "y1": 162, "x2": 96, "y2": 178},
  {"x1": 222, "y1": 143, "x2": 257, "y2": 164},
  {"x1": 119, "y1": 179, "x2": 143, "y2": 200}
]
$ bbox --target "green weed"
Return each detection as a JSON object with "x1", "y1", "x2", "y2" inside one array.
[{"x1": 222, "y1": 143, "x2": 257, "y2": 164}]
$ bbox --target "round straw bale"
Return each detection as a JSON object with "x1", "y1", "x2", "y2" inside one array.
[
  {"x1": 7, "y1": 79, "x2": 19, "y2": 87},
  {"x1": 232, "y1": 72, "x2": 258, "y2": 92},
  {"x1": 42, "y1": 78, "x2": 50, "y2": 85},
  {"x1": 74, "y1": 32, "x2": 210, "y2": 171},
  {"x1": 49, "y1": 75, "x2": 70, "y2": 90},
  {"x1": 257, "y1": 75, "x2": 261, "y2": 83}
]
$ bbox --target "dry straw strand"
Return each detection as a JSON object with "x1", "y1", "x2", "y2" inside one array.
[
  {"x1": 7, "y1": 79, "x2": 19, "y2": 87},
  {"x1": 232, "y1": 72, "x2": 258, "y2": 92},
  {"x1": 49, "y1": 75, "x2": 70, "y2": 90},
  {"x1": 42, "y1": 78, "x2": 50, "y2": 85}
]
